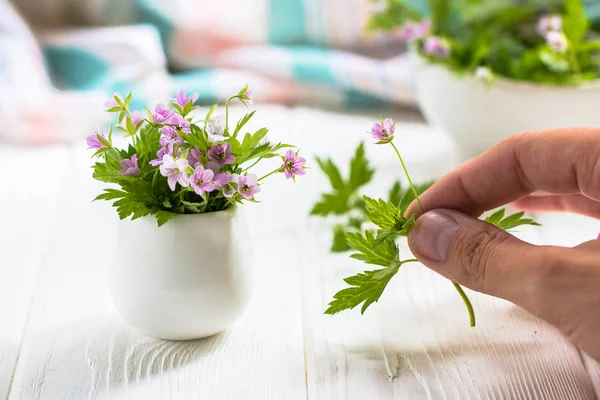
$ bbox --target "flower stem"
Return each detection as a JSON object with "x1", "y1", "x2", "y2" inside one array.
[
  {"x1": 570, "y1": 45, "x2": 581, "y2": 74},
  {"x1": 389, "y1": 142, "x2": 476, "y2": 328},
  {"x1": 258, "y1": 167, "x2": 282, "y2": 182},
  {"x1": 390, "y1": 142, "x2": 424, "y2": 213},
  {"x1": 400, "y1": 259, "x2": 419, "y2": 264},
  {"x1": 225, "y1": 95, "x2": 239, "y2": 135},
  {"x1": 242, "y1": 157, "x2": 262, "y2": 173},
  {"x1": 453, "y1": 282, "x2": 476, "y2": 327}
]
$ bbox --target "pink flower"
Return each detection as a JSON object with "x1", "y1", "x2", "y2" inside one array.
[
  {"x1": 149, "y1": 145, "x2": 173, "y2": 166},
  {"x1": 546, "y1": 31, "x2": 568, "y2": 53},
  {"x1": 120, "y1": 154, "x2": 140, "y2": 176},
  {"x1": 208, "y1": 143, "x2": 235, "y2": 167},
  {"x1": 86, "y1": 129, "x2": 106, "y2": 150},
  {"x1": 244, "y1": 89, "x2": 253, "y2": 105},
  {"x1": 237, "y1": 174, "x2": 260, "y2": 199},
  {"x1": 189, "y1": 166, "x2": 217, "y2": 195},
  {"x1": 283, "y1": 150, "x2": 306, "y2": 180},
  {"x1": 537, "y1": 14, "x2": 562, "y2": 36},
  {"x1": 187, "y1": 146, "x2": 202, "y2": 167},
  {"x1": 159, "y1": 155, "x2": 190, "y2": 191},
  {"x1": 371, "y1": 118, "x2": 395, "y2": 141},
  {"x1": 152, "y1": 103, "x2": 174, "y2": 123},
  {"x1": 423, "y1": 36, "x2": 450, "y2": 58},
  {"x1": 159, "y1": 126, "x2": 183, "y2": 147},
  {"x1": 172, "y1": 89, "x2": 199, "y2": 108},
  {"x1": 206, "y1": 121, "x2": 226, "y2": 143},
  {"x1": 130, "y1": 110, "x2": 143, "y2": 125},
  {"x1": 400, "y1": 20, "x2": 430, "y2": 41},
  {"x1": 189, "y1": 165, "x2": 230, "y2": 196},
  {"x1": 220, "y1": 173, "x2": 237, "y2": 198},
  {"x1": 169, "y1": 114, "x2": 191, "y2": 133},
  {"x1": 104, "y1": 92, "x2": 122, "y2": 109}
]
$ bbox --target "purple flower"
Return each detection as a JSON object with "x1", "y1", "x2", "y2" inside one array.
[
  {"x1": 537, "y1": 14, "x2": 562, "y2": 36},
  {"x1": 130, "y1": 110, "x2": 143, "y2": 125},
  {"x1": 159, "y1": 155, "x2": 190, "y2": 191},
  {"x1": 152, "y1": 103, "x2": 174, "y2": 123},
  {"x1": 547, "y1": 31, "x2": 568, "y2": 53},
  {"x1": 172, "y1": 89, "x2": 199, "y2": 108},
  {"x1": 423, "y1": 36, "x2": 450, "y2": 58},
  {"x1": 206, "y1": 121, "x2": 226, "y2": 143},
  {"x1": 283, "y1": 150, "x2": 306, "y2": 180},
  {"x1": 208, "y1": 143, "x2": 235, "y2": 167},
  {"x1": 400, "y1": 20, "x2": 430, "y2": 41},
  {"x1": 237, "y1": 174, "x2": 260, "y2": 199},
  {"x1": 159, "y1": 126, "x2": 184, "y2": 147},
  {"x1": 371, "y1": 118, "x2": 395, "y2": 141},
  {"x1": 169, "y1": 114, "x2": 191, "y2": 133},
  {"x1": 120, "y1": 154, "x2": 140, "y2": 176},
  {"x1": 149, "y1": 145, "x2": 173, "y2": 166},
  {"x1": 86, "y1": 129, "x2": 106, "y2": 150},
  {"x1": 187, "y1": 146, "x2": 202, "y2": 168},
  {"x1": 189, "y1": 166, "x2": 217, "y2": 196}
]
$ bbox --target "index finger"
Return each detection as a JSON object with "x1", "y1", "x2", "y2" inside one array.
[{"x1": 405, "y1": 128, "x2": 600, "y2": 218}]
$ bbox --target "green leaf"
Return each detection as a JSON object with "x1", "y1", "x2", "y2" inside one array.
[
  {"x1": 324, "y1": 261, "x2": 401, "y2": 315},
  {"x1": 485, "y1": 209, "x2": 541, "y2": 230},
  {"x1": 563, "y1": 0, "x2": 589, "y2": 48},
  {"x1": 348, "y1": 142, "x2": 375, "y2": 192},
  {"x1": 233, "y1": 110, "x2": 256, "y2": 138},
  {"x1": 363, "y1": 196, "x2": 400, "y2": 230},
  {"x1": 310, "y1": 193, "x2": 350, "y2": 216},
  {"x1": 331, "y1": 225, "x2": 351, "y2": 252},
  {"x1": 388, "y1": 180, "x2": 402, "y2": 206},
  {"x1": 94, "y1": 188, "x2": 127, "y2": 202},
  {"x1": 316, "y1": 157, "x2": 345, "y2": 192},
  {"x1": 155, "y1": 210, "x2": 177, "y2": 227},
  {"x1": 346, "y1": 230, "x2": 397, "y2": 267}
]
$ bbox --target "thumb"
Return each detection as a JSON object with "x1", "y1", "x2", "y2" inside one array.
[{"x1": 407, "y1": 209, "x2": 558, "y2": 305}]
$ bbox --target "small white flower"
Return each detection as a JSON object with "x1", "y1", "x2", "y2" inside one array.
[
  {"x1": 537, "y1": 14, "x2": 562, "y2": 36},
  {"x1": 546, "y1": 31, "x2": 568, "y2": 53},
  {"x1": 206, "y1": 121, "x2": 227, "y2": 143},
  {"x1": 475, "y1": 66, "x2": 493, "y2": 85}
]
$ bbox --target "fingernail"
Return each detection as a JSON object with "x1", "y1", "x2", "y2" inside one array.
[{"x1": 410, "y1": 211, "x2": 459, "y2": 262}]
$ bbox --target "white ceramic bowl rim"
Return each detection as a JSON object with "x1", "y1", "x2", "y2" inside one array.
[{"x1": 414, "y1": 52, "x2": 600, "y2": 93}]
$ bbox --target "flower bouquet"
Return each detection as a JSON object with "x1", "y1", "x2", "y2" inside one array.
[{"x1": 88, "y1": 86, "x2": 306, "y2": 340}]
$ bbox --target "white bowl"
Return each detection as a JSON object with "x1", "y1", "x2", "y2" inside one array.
[
  {"x1": 111, "y1": 208, "x2": 254, "y2": 340},
  {"x1": 413, "y1": 54, "x2": 600, "y2": 161}
]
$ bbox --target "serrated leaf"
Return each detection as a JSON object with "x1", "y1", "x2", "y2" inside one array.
[
  {"x1": 363, "y1": 196, "x2": 400, "y2": 230},
  {"x1": 316, "y1": 157, "x2": 345, "y2": 192},
  {"x1": 331, "y1": 225, "x2": 351, "y2": 252},
  {"x1": 156, "y1": 211, "x2": 177, "y2": 227},
  {"x1": 324, "y1": 260, "x2": 401, "y2": 315},
  {"x1": 346, "y1": 230, "x2": 397, "y2": 267},
  {"x1": 485, "y1": 208, "x2": 541, "y2": 230},
  {"x1": 310, "y1": 193, "x2": 350, "y2": 216},
  {"x1": 348, "y1": 142, "x2": 375, "y2": 192},
  {"x1": 399, "y1": 181, "x2": 434, "y2": 214}
]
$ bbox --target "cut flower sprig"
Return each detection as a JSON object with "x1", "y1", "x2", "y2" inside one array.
[
  {"x1": 318, "y1": 118, "x2": 540, "y2": 327},
  {"x1": 88, "y1": 86, "x2": 307, "y2": 226}
]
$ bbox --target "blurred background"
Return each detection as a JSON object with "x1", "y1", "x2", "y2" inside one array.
[{"x1": 2, "y1": 0, "x2": 600, "y2": 146}]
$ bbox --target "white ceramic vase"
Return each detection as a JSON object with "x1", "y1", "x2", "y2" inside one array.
[
  {"x1": 413, "y1": 54, "x2": 600, "y2": 161},
  {"x1": 111, "y1": 207, "x2": 254, "y2": 340}
]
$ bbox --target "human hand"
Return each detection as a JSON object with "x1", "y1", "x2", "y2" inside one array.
[{"x1": 405, "y1": 128, "x2": 600, "y2": 361}]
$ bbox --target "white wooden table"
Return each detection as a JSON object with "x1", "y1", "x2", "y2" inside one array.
[{"x1": 1, "y1": 106, "x2": 599, "y2": 400}]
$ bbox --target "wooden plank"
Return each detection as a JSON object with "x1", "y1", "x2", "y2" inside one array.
[
  {"x1": 0, "y1": 145, "x2": 69, "y2": 398},
  {"x1": 582, "y1": 355, "x2": 600, "y2": 398},
  {"x1": 301, "y1": 221, "x2": 596, "y2": 399},
  {"x1": 8, "y1": 143, "x2": 307, "y2": 399}
]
